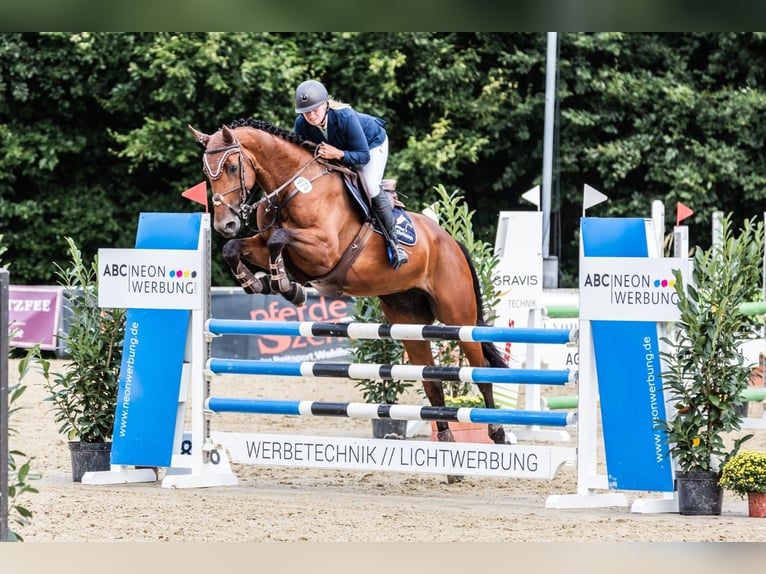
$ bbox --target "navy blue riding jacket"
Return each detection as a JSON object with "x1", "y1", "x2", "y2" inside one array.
[{"x1": 294, "y1": 106, "x2": 387, "y2": 168}]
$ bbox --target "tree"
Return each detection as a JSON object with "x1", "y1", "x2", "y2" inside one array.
[{"x1": 3, "y1": 33, "x2": 766, "y2": 287}]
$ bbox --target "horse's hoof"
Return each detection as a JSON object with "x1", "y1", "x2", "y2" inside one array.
[
  {"x1": 292, "y1": 285, "x2": 307, "y2": 306},
  {"x1": 489, "y1": 424, "x2": 507, "y2": 444},
  {"x1": 447, "y1": 475, "x2": 464, "y2": 484},
  {"x1": 436, "y1": 429, "x2": 455, "y2": 442}
]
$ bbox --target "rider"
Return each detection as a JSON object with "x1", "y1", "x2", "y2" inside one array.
[{"x1": 292, "y1": 79, "x2": 408, "y2": 270}]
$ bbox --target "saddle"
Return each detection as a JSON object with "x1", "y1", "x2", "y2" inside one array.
[{"x1": 299, "y1": 162, "x2": 415, "y2": 297}]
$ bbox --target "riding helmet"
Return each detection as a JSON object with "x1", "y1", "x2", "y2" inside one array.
[{"x1": 294, "y1": 80, "x2": 329, "y2": 114}]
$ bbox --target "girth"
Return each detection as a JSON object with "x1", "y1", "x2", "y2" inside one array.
[{"x1": 291, "y1": 222, "x2": 375, "y2": 297}]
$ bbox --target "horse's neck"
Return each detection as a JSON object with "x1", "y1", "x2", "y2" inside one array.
[{"x1": 248, "y1": 138, "x2": 314, "y2": 193}]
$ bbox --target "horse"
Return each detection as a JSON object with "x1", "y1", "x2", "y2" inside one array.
[{"x1": 188, "y1": 118, "x2": 509, "y2": 450}]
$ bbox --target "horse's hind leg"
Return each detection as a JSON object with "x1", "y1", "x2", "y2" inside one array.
[{"x1": 458, "y1": 341, "x2": 509, "y2": 445}]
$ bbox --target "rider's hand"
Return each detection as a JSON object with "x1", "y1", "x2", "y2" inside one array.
[{"x1": 317, "y1": 142, "x2": 343, "y2": 161}]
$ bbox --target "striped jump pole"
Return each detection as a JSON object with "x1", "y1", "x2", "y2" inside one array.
[
  {"x1": 206, "y1": 319, "x2": 578, "y2": 345},
  {"x1": 206, "y1": 359, "x2": 576, "y2": 386},
  {"x1": 206, "y1": 397, "x2": 576, "y2": 427}
]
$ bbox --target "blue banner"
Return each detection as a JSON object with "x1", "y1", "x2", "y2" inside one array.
[
  {"x1": 110, "y1": 213, "x2": 202, "y2": 467},
  {"x1": 582, "y1": 217, "x2": 674, "y2": 492}
]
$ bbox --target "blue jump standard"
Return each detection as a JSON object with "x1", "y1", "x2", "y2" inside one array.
[
  {"x1": 205, "y1": 397, "x2": 575, "y2": 427},
  {"x1": 206, "y1": 359, "x2": 574, "y2": 385},
  {"x1": 206, "y1": 319, "x2": 576, "y2": 345}
]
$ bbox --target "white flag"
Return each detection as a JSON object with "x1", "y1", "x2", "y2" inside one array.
[
  {"x1": 520, "y1": 185, "x2": 540, "y2": 209},
  {"x1": 583, "y1": 184, "x2": 608, "y2": 213}
]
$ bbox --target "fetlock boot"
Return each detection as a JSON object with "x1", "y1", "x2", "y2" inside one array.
[{"x1": 371, "y1": 193, "x2": 409, "y2": 269}]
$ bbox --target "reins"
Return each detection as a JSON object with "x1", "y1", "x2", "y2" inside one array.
[{"x1": 204, "y1": 134, "x2": 335, "y2": 234}]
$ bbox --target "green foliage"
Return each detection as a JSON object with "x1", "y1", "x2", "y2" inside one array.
[
  {"x1": 658, "y1": 214, "x2": 763, "y2": 473},
  {"x1": 719, "y1": 450, "x2": 766, "y2": 498},
  {"x1": 5, "y1": 349, "x2": 42, "y2": 542},
  {"x1": 4, "y1": 33, "x2": 766, "y2": 287},
  {"x1": 350, "y1": 297, "x2": 412, "y2": 404},
  {"x1": 39, "y1": 237, "x2": 126, "y2": 443}
]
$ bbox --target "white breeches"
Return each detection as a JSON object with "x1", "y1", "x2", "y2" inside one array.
[{"x1": 361, "y1": 136, "x2": 388, "y2": 197}]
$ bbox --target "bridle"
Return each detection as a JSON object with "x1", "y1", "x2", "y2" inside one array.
[
  {"x1": 203, "y1": 135, "x2": 332, "y2": 231},
  {"x1": 203, "y1": 141, "x2": 259, "y2": 222}
]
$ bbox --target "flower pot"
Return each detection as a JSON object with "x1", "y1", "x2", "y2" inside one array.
[
  {"x1": 430, "y1": 422, "x2": 492, "y2": 444},
  {"x1": 68, "y1": 441, "x2": 112, "y2": 482},
  {"x1": 371, "y1": 419, "x2": 407, "y2": 440},
  {"x1": 748, "y1": 492, "x2": 766, "y2": 517},
  {"x1": 676, "y1": 470, "x2": 723, "y2": 515}
]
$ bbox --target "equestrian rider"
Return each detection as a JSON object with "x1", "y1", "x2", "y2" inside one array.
[{"x1": 292, "y1": 80, "x2": 409, "y2": 270}]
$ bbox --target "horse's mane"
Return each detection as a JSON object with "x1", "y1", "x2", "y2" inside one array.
[{"x1": 226, "y1": 117, "x2": 317, "y2": 153}]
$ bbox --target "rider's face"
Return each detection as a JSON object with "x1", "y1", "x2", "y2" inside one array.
[{"x1": 302, "y1": 102, "x2": 328, "y2": 127}]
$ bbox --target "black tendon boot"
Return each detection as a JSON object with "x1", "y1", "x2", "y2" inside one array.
[{"x1": 371, "y1": 193, "x2": 409, "y2": 269}]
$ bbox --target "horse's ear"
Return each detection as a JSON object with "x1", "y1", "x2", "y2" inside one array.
[
  {"x1": 221, "y1": 125, "x2": 239, "y2": 145},
  {"x1": 188, "y1": 125, "x2": 210, "y2": 147}
]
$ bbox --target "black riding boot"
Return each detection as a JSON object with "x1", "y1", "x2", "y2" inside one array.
[{"x1": 371, "y1": 193, "x2": 409, "y2": 269}]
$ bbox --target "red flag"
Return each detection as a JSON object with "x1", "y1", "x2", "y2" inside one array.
[
  {"x1": 676, "y1": 202, "x2": 694, "y2": 226},
  {"x1": 182, "y1": 181, "x2": 208, "y2": 212}
]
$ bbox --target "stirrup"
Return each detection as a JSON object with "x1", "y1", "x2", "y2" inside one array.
[{"x1": 391, "y1": 245, "x2": 409, "y2": 270}]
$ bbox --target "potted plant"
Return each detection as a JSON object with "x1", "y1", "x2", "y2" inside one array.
[
  {"x1": 658, "y1": 213, "x2": 762, "y2": 515},
  {"x1": 719, "y1": 450, "x2": 766, "y2": 517},
  {"x1": 38, "y1": 237, "x2": 126, "y2": 481},
  {"x1": 350, "y1": 296, "x2": 412, "y2": 439}
]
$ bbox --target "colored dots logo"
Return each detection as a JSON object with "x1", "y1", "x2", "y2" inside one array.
[
  {"x1": 653, "y1": 278, "x2": 675, "y2": 288},
  {"x1": 168, "y1": 269, "x2": 198, "y2": 279}
]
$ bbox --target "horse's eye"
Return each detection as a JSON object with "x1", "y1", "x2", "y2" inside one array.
[{"x1": 226, "y1": 163, "x2": 238, "y2": 177}]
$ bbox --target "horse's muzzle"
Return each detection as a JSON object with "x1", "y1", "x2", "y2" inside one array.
[{"x1": 215, "y1": 218, "x2": 240, "y2": 238}]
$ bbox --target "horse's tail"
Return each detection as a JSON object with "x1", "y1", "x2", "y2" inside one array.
[{"x1": 457, "y1": 241, "x2": 507, "y2": 369}]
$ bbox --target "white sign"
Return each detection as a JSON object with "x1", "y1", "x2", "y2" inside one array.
[
  {"x1": 98, "y1": 248, "x2": 204, "y2": 310},
  {"x1": 579, "y1": 256, "x2": 690, "y2": 321},
  {"x1": 492, "y1": 211, "x2": 544, "y2": 318},
  {"x1": 214, "y1": 432, "x2": 575, "y2": 480}
]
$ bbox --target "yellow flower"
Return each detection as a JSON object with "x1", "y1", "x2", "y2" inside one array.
[
  {"x1": 692, "y1": 437, "x2": 700, "y2": 447},
  {"x1": 719, "y1": 450, "x2": 766, "y2": 498}
]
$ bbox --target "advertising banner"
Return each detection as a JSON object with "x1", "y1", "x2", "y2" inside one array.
[
  {"x1": 8, "y1": 286, "x2": 63, "y2": 351},
  {"x1": 580, "y1": 217, "x2": 674, "y2": 492},
  {"x1": 210, "y1": 288, "x2": 354, "y2": 362}
]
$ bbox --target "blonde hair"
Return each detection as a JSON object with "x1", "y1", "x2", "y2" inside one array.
[{"x1": 328, "y1": 99, "x2": 351, "y2": 111}]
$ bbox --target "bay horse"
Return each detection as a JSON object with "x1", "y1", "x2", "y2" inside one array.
[{"x1": 189, "y1": 118, "x2": 509, "y2": 450}]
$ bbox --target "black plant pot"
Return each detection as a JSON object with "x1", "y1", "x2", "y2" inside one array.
[
  {"x1": 371, "y1": 418, "x2": 407, "y2": 440},
  {"x1": 68, "y1": 441, "x2": 112, "y2": 482},
  {"x1": 676, "y1": 470, "x2": 723, "y2": 515}
]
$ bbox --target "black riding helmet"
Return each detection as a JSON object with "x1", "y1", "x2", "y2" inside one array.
[{"x1": 294, "y1": 80, "x2": 328, "y2": 114}]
